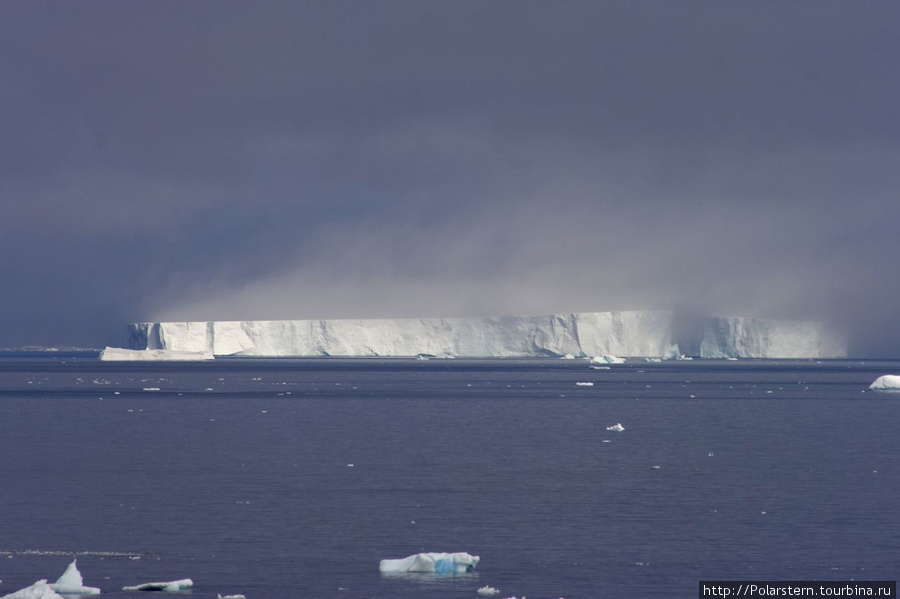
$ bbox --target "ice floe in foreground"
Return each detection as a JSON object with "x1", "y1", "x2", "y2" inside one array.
[
  {"x1": 1, "y1": 581, "x2": 65, "y2": 599},
  {"x1": 868, "y1": 375, "x2": 900, "y2": 392},
  {"x1": 50, "y1": 560, "x2": 100, "y2": 595},
  {"x1": 379, "y1": 552, "x2": 479, "y2": 574},
  {"x1": 476, "y1": 586, "x2": 501, "y2": 595},
  {"x1": 123, "y1": 580, "x2": 193, "y2": 592},
  {"x1": 606, "y1": 423, "x2": 625, "y2": 432}
]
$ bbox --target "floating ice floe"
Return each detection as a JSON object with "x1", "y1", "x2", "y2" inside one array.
[
  {"x1": 379, "y1": 552, "x2": 479, "y2": 574},
  {"x1": 123, "y1": 580, "x2": 193, "y2": 592},
  {"x1": 606, "y1": 423, "x2": 625, "y2": 432},
  {"x1": 217, "y1": 595, "x2": 245, "y2": 599},
  {"x1": 1, "y1": 581, "x2": 65, "y2": 599},
  {"x1": 50, "y1": 560, "x2": 100, "y2": 595},
  {"x1": 575, "y1": 382, "x2": 594, "y2": 387},
  {"x1": 591, "y1": 355, "x2": 625, "y2": 365},
  {"x1": 477, "y1": 586, "x2": 501, "y2": 595},
  {"x1": 868, "y1": 375, "x2": 900, "y2": 392}
]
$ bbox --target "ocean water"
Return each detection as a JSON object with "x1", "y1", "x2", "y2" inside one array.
[{"x1": 0, "y1": 357, "x2": 897, "y2": 599}]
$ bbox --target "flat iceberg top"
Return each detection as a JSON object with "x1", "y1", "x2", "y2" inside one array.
[
  {"x1": 379, "y1": 552, "x2": 480, "y2": 574},
  {"x1": 869, "y1": 375, "x2": 900, "y2": 391}
]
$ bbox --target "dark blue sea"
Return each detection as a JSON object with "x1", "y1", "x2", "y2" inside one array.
[{"x1": 1, "y1": 357, "x2": 898, "y2": 599}]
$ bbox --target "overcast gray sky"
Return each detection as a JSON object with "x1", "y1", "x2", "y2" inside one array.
[{"x1": 1, "y1": 1, "x2": 898, "y2": 355}]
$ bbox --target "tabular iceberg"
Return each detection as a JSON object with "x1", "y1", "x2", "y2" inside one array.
[
  {"x1": 126, "y1": 311, "x2": 846, "y2": 359},
  {"x1": 379, "y1": 552, "x2": 479, "y2": 574}
]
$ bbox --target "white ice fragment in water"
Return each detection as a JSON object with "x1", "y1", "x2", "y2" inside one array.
[
  {"x1": 50, "y1": 560, "x2": 100, "y2": 595},
  {"x1": 869, "y1": 375, "x2": 900, "y2": 392},
  {"x1": 606, "y1": 423, "x2": 625, "y2": 432},
  {"x1": 1, "y1": 580, "x2": 65, "y2": 599},
  {"x1": 591, "y1": 355, "x2": 625, "y2": 364},
  {"x1": 122, "y1": 580, "x2": 193, "y2": 592},
  {"x1": 217, "y1": 595, "x2": 245, "y2": 599},
  {"x1": 379, "y1": 552, "x2": 479, "y2": 574},
  {"x1": 477, "y1": 586, "x2": 501, "y2": 595},
  {"x1": 575, "y1": 382, "x2": 593, "y2": 387}
]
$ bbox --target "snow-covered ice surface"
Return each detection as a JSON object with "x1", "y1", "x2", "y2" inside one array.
[
  {"x1": 122, "y1": 580, "x2": 193, "y2": 592},
  {"x1": 379, "y1": 552, "x2": 479, "y2": 574},
  {"x1": 49, "y1": 561, "x2": 99, "y2": 595},
  {"x1": 128, "y1": 311, "x2": 847, "y2": 358},
  {"x1": 869, "y1": 375, "x2": 900, "y2": 392}
]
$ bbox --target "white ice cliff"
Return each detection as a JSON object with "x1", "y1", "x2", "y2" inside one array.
[
  {"x1": 379, "y1": 552, "x2": 480, "y2": 574},
  {"x1": 126, "y1": 311, "x2": 846, "y2": 359},
  {"x1": 99, "y1": 347, "x2": 214, "y2": 361}
]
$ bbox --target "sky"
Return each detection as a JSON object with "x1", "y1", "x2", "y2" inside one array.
[{"x1": 1, "y1": 1, "x2": 898, "y2": 355}]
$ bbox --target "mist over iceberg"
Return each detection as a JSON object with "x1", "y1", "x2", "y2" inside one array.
[{"x1": 125, "y1": 311, "x2": 846, "y2": 359}]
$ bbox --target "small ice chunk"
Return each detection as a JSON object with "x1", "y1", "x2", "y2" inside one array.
[
  {"x1": 605, "y1": 423, "x2": 625, "y2": 432},
  {"x1": 591, "y1": 355, "x2": 624, "y2": 364},
  {"x1": 477, "y1": 586, "x2": 501, "y2": 595},
  {"x1": 1, "y1": 581, "x2": 65, "y2": 599},
  {"x1": 50, "y1": 560, "x2": 100, "y2": 595},
  {"x1": 217, "y1": 595, "x2": 245, "y2": 599},
  {"x1": 379, "y1": 552, "x2": 479, "y2": 574},
  {"x1": 123, "y1": 580, "x2": 193, "y2": 592},
  {"x1": 869, "y1": 375, "x2": 900, "y2": 392},
  {"x1": 575, "y1": 382, "x2": 593, "y2": 387}
]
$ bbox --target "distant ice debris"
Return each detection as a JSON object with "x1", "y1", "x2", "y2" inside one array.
[
  {"x1": 1, "y1": 581, "x2": 65, "y2": 599},
  {"x1": 50, "y1": 560, "x2": 100, "y2": 595},
  {"x1": 663, "y1": 344, "x2": 682, "y2": 360},
  {"x1": 122, "y1": 580, "x2": 193, "y2": 592},
  {"x1": 477, "y1": 586, "x2": 501, "y2": 595},
  {"x1": 575, "y1": 382, "x2": 594, "y2": 387},
  {"x1": 217, "y1": 595, "x2": 245, "y2": 599},
  {"x1": 378, "y1": 552, "x2": 479, "y2": 574},
  {"x1": 869, "y1": 375, "x2": 900, "y2": 392},
  {"x1": 606, "y1": 423, "x2": 625, "y2": 432},
  {"x1": 100, "y1": 347, "x2": 213, "y2": 361},
  {"x1": 591, "y1": 355, "x2": 625, "y2": 365}
]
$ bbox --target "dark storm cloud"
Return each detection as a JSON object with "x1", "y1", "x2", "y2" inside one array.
[{"x1": 1, "y1": 1, "x2": 898, "y2": 354}]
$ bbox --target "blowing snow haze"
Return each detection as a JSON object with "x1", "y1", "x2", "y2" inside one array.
[{"x1": 1, "y1": 2, "x2": 898, "y2": 356}]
